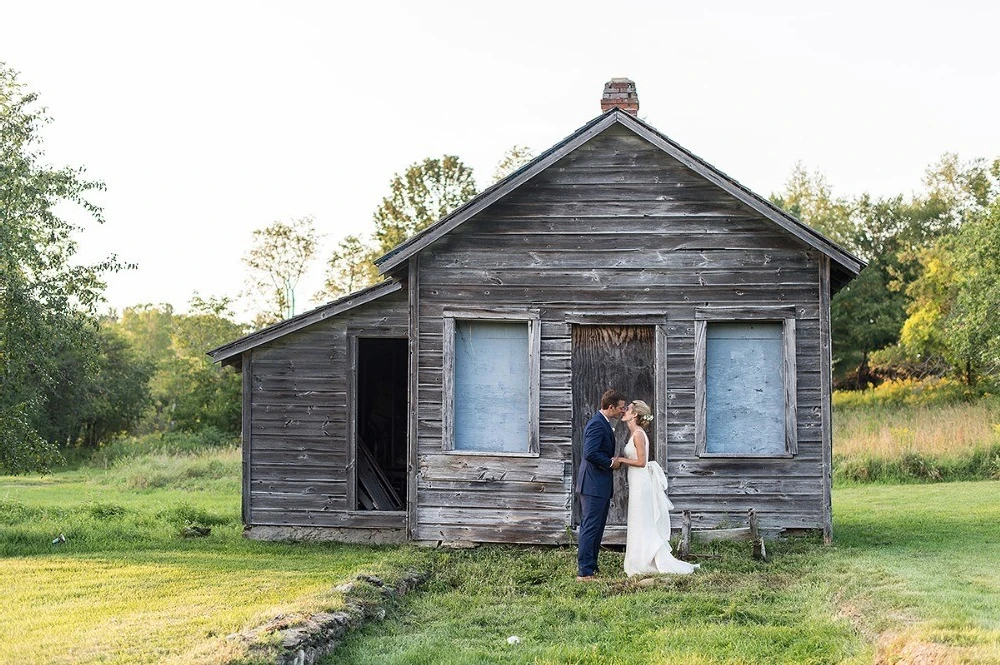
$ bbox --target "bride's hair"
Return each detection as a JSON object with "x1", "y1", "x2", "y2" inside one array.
[{"x1": 630, "y1": 400, "x2": 653, "y2": 430}]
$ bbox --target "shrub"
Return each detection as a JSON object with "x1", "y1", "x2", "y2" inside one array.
[
  {"x1": 87, "y1": 503, "x2": 129, "y2": 520},
  {"x1": 833, "y1": 377, "x2": 987, "y2": 410},
  {"x1": 91, "y1": 427, "x2": 239, "y2": 468},
  {"x1": 159, "y1": 503, "x2": 232, "y2": 527},
  {"x1": 834, "y1": 441, "x2": 1000, "y2": 485}
]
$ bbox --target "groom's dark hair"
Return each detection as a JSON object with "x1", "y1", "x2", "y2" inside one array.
[{"x1": 600, "y1": 389, "x2": 627, "y2": 409}]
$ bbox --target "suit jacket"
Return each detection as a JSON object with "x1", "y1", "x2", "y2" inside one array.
[{"x1": 577, "y1": 411, "x2": 616, "y2": 498}]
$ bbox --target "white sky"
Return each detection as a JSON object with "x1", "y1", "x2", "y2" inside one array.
[{"x1": 6, "y1": 0, "x2": 999, "y2": 321}]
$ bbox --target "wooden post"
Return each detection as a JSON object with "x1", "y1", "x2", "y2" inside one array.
[
  {"x1": 749, "y1": 509, "x2": 766, "y2": 561},
  {"x1": 679, "y1": 510, "x2": 692, "y2": 558}
]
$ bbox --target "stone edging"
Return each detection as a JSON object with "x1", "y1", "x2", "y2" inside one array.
[{"x1": 226, "y1": 571, "x2": 430, "y2": 665}]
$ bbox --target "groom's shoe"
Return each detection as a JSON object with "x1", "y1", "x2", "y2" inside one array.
[{"x1": 575, "y1": 575, "x2": 597, "y2": 582}]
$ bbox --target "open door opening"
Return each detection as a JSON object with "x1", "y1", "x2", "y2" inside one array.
[{"x1": 356, "y1": 337, "x2": 407, "y2": 511}]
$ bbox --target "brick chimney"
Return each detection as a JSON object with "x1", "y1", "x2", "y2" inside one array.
[{"x1": 600, "y1": 78, "x2": 639, "y2": 115}]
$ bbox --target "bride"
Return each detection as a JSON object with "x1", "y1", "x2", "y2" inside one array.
[{"x1": 615, "y1": 400, "x2": 699, "y2": 576}]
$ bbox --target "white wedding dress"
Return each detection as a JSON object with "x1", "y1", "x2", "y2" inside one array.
[{"x1": 623, "y1": 428, "x2": 699, "y2": 576}]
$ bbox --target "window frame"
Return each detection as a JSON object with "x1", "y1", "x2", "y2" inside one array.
[
  {"x1": 694, "y1": 306, "x2": 798, "y2": 458},
  {"x1": 441, "y1": 309, "x2": 541, "y2": 457}
]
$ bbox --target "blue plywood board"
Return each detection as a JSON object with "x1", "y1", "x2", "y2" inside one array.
[
  {"x1": 454, "y1": 321, "x2": 529, "y2": 452},
  {"x1": 706, "y1": 322, "x2": 784, "y2": 455}
]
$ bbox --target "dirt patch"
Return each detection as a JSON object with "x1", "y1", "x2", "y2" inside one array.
[{"x1": 875, "y1": 631, "x2": 961, "y2": 665}]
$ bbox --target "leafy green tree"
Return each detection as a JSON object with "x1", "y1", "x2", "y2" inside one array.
[
  {"x1": 108, "y1": 296, "x2": 246, "y2": 434},
  {"x1": 492, "y1": 145, "x2": 535, "y2": 184},
  {"x1": 895, "y1": 201, "x2": 1000, "y2": 385},
  {"x1": 37, "y1": 326, "x2": 154, "y2": 448},
  {"x1": 771, "y1": 158, "x2": 995, "y2": 384},
  {"x1": 771, "y1": 164, "x2": 855, "y2": 250},
  {"x1": 874, "y1": 156, "x2": 1000, "y2": 384},
  {"x1": 947, "y1": 201, "x2": 1000, "y2": 383},
  {"x1": 889, "y1": 239, "x2": 960, "y2": 374},
  {"x1": 829, "y1": 195, "x2": 936, "y2": 383},
  {"x1": 922, "y1": 153, "x2": 1000, "y2": 227},
  {"x1": 114, "y1": 303, "x2": 176, "y2": 367},
  {"x1": 315, "y1": 233, "x2": 380, "y2": 301},
  {"x1": 315, "y1": 156, "x2": 478, "y2": 301},
  {"x1": 372, "y1": 156, "x2": 477, "y2": 254},
  {"x1": 165, "y1": 296, "x2": 244, "y2": 432},
  {"x1": 1, "y1": 63, "x2": 129, "y2": 473},
  {"x1": 0, "y1": 404, "x2": 53, "y2": 475},
  {"x1": 242, "y1": 216, "x2": 318, "y2": 326}
]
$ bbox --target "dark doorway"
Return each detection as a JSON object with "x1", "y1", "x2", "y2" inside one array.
[
  {"x1": 356, "y1": 337, "x2": 408, "y2": 511},
  {"x1": 571, "y1": 325, "x2": 656, "y2": 530}
]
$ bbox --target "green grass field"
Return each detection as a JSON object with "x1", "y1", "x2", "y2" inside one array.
[
  {"x1": 3, "y1": 411, "x2": 999, "y2": 664},
  {"x1": 0, "y1": 449, "x2": 434, "y2": 664},
  {"x1": 328, "y1": 481, "x2": 1000, "y2": 664}
]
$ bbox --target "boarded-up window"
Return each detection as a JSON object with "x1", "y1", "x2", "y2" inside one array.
[
  {"x1": 442, "y1": 312, "x2": 540, "y2": 455},
  {"x1": 706, "y1": 323, "x2": 784, "y2": 455},
  {"x1": 695, "y1": 309, "x2": 797, "y2": 457},
  {"x1": 454, "y1": 322, "x2": 529, "y2": 452}
]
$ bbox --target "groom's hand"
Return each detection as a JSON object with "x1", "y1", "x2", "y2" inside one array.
[{"x1": 611, "y1": 457, "x2": 622, "y2": 470}]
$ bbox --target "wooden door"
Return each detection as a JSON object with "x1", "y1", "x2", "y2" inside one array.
[{"x1": 571, "y1": 325, "x2": 655, "y2": 529}]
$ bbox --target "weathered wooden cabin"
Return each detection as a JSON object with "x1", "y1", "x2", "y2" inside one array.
[{"x1": 209, "y1": 79, "x2": 863, "y2": 546}]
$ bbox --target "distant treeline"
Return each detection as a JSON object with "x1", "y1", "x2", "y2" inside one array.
[{"x1": 770, "y1": 159, "x2": 1000, "y2": 389}]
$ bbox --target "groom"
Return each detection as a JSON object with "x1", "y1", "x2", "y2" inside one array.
[{"x1": 576, "y1": 388, "x2": 627, "y2": 581}]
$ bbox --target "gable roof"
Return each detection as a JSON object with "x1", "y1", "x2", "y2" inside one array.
[
  {"x1": 207, "y1": 278, "x2": 403, "y2": 366},
  {"x1": 375, "y1": 108, "x2": 865, "y2": 288}
]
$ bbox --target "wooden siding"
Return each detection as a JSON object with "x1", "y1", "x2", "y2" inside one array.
[
  {"x1": 414, "y1": 124, "x2": 828, "y2": 543},
  {"x1": 246, "y1": 288, "x2": 408, "y2": 531}
]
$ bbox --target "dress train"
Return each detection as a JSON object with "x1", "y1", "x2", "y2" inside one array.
[{"x1": 623, "y1": 430, "x2": 699, "y2": 576}]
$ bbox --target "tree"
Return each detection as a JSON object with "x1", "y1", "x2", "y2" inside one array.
[
  {"x1": 159, "y1": 296, "x2": 244, "y2": 433},
  {"x1": 770, "y1": 164, "x2": 855, "y2": 250},
  {"x1": 315, "y1": 233, "x2": 380, "y2": 301},
  {"x1": 947, "y1": 201, "x2": 1000, "y2": 382},
  {"x1": 771, "y1": 165, "x2": 957, "y2": 383},
  {"x1": 492, "y1": 145, "x2": 535, "y2": 184},
  {"x1": 37, "y1": 325, "x2": 154, "y2": 449},
  {"x1": 1, "y1": 63, "x2": 128, "y2": 473},
  {"x1": 873, "y1": 156, "x2": 1000, "y2": 385},
  {"x1": 242, "y1": 216, "x2": 318, "y2": 326},
  {"x1": 922, "y1": 153, "x2": 1000, "y2": 228},
  {"x1": 894, "y1": 201, "x2": 1000, "y2": 385},
  {"x1": 314, "y1": 155, "x2": 478, "y2": 301},
  {"x1": 372, "y1": 156, "x2": 477, "y2": 255},
  {"x1": 114, "y1": 302, "x2": 176, "y2": 367},
  {"x1": 107, "y1": 296, "x2": 246, "y2": 434}
]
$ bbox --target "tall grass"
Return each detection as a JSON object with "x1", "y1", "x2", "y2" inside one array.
[
  {"x1": 90, "y1": 427, "x2": 239, "y2": 466},
  {"x1": 833, "y1": 381, "x2": 1000, "y2": 484}
]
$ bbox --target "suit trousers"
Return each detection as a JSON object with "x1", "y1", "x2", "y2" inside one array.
[{"x1": 577, "y1": 492, "x2": 611, "y2": 576}]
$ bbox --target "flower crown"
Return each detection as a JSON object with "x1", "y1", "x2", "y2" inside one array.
[{"x1": 639, "y1": 413, "x2": 654, "y2": 426}]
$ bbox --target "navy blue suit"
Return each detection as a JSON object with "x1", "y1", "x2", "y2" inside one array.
[{"x1": 577, "y1": 411, "x2": 616, "y2": 576}]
